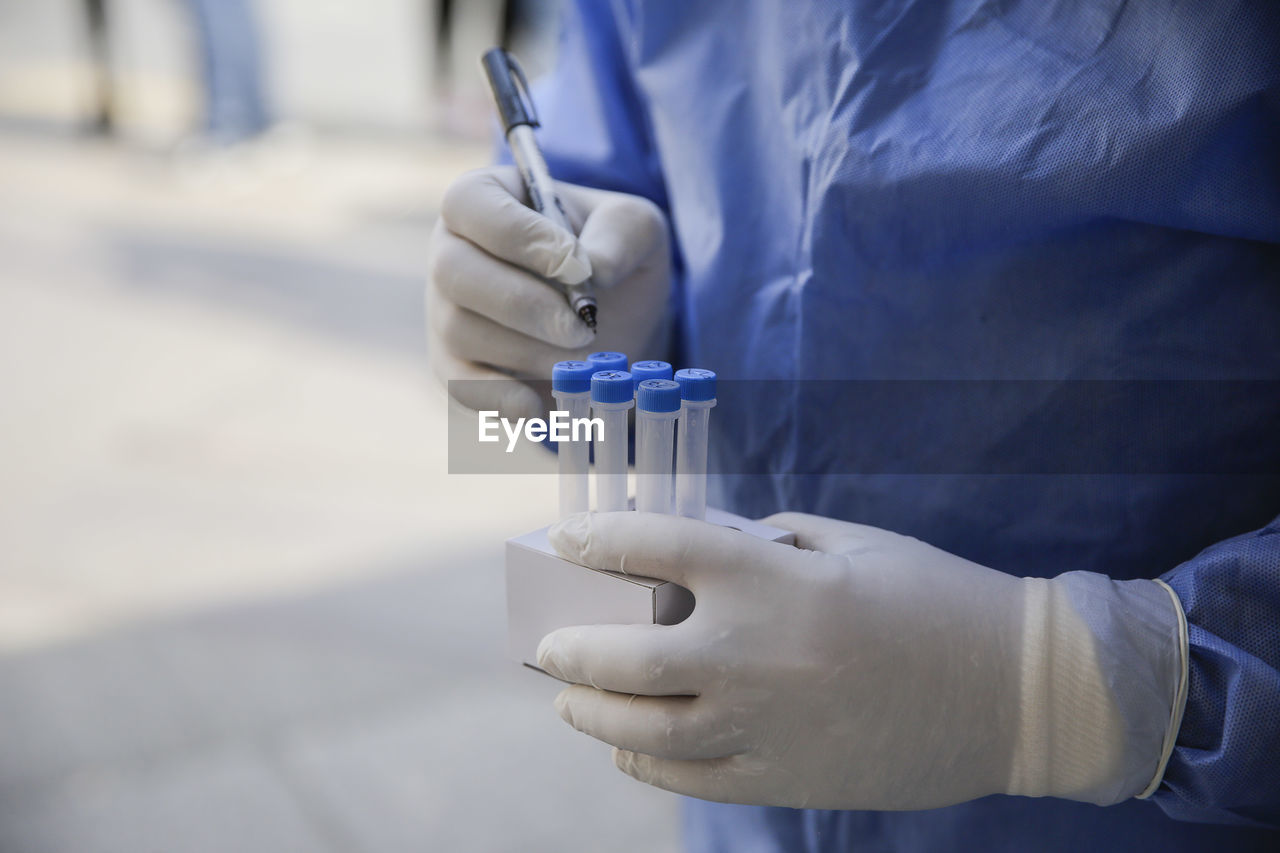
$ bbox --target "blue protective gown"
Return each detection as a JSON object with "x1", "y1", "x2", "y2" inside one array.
[{"x1": 529, "y1": 0, "x2": 1280, "y2": 849}]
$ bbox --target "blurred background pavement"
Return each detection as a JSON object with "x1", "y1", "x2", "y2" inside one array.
[{"x1": 0, "y1": 1, "x2": 680, "y2": 850}]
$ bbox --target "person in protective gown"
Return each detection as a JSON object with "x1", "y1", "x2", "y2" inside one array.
[{"x1": 427, "y1": 2, "x2": 1280, "y2": 850}]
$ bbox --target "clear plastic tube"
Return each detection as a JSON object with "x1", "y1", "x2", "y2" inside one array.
[
  {"x1": 676, "y1": 399, "x2": 715, "y2": 520},
  {"x1": 554, "y1": 390, "x2": 591, "y2": 519},
  {"x1": 593, "y1": 400, "x2": 632, "y2": 512},
  {"x1": 636, "y1": 409, "x2": 677, "y2": 514}
]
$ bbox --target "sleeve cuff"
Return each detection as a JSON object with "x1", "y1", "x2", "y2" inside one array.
[{"x1": 1137, "y1": 579, "x2": 1190, "y2": 799}]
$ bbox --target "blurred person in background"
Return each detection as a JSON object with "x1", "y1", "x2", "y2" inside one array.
[
  {"x1": 185, "y1": 0, "x2": 269, "y2": 145},
  {"x1": 174, "y1": 0, "x2": 309, "y2": 186},
  {"x1": 79, "y1": 0, "x2": 269, "y2": 144},
  {"x1": 81, "y1": 0, "x2": 113, "y2": 134}
]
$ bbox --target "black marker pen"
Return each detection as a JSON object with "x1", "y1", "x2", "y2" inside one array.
[{"x1": 481, "y1": 48, "x2": 598, "y2": 331}]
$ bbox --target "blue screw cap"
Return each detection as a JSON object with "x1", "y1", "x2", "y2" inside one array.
[
  {"x1": 675, "y1": 368, "x2": 717, "y2": 402},
  {"x1": 551, "y1": 360, "x2": 596, "y2": 394},
  {"x1": 637, "y1": 379, "x2": 681, "y2": 413},
  {"x1": 591, "y1": 370, "x2": 634, "y2": 404},
  {"x1": 587, "y1": 351, "x2": 628, "y2": 374},
  {"x1": 630, "y1": 360, "x2": 673, "y2": 384}
]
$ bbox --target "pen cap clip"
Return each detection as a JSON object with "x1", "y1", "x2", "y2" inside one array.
[{"x1": 481, "y1": 48, "x2": 540, "y2": 132}]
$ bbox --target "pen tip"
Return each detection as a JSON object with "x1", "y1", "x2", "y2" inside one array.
[{"x1": 578, "y1": 305, "x2": 597, "y2": 331}]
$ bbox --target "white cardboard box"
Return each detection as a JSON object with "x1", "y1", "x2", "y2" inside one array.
[{"x1": 505, "y1": 508, "x2": 795, "y2": 669}]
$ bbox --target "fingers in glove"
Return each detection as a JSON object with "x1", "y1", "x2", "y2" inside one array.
[
  {"x1": 441, "y1": 167, "x2": 592, "y2": 285},
  {"x1": 548, "y1": 511, "x2": 794, "y2": 588},
  {"x1": 537, "y1": 623, "x2": 700, "y2": 696},
  {"x1": 426, "y1": 299, "x2": 544, "y2": 420},
  {"x1": 555, "y1": 686, "x2": 744, "y2": 760},
  {"x1": 613, "y1": 749, "x2": 756, "y2": 804},
  {"x1": 430, "y1": 224, "x2": 595, "y2": 349},
  {"x1": 429, "y1": 344, "x2": 544, "y2": 423},
  {"x1": 760, "y1": 512, "x2": 872, "y2": 553},
  {"x1": 573, "y1": 193, "x2": 669, "y2": 289},
  {"x1": 430, "y1": 291, "x2": 585, "y2": 380}
]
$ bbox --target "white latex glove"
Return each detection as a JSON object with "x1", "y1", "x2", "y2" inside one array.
[
  {"x1": 538, "y1": 512, "x2": 1187, "y2": 811},
  {"x1": 427, "y1": 166, "x2": 672, "y2": 420}
]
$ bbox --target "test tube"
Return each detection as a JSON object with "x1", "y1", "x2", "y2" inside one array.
[
  {"x1": 591, "y1": 370, "x2": 634, "y2": 513},
  {"x1": 635, "y1": 379, "x2": 680, "y2": 514},
  {"x1": 675, "y1": 368, "x2": 717, "y2": 520},
  {"x1": 629, "y1": 360, "x2": 673, "y2": 384},
  {"x1": 587, "y1": 351, "x2": 628, "y2": 374},
  {"x1": 552, "y1": 360, "x2": 596, "y2": 519}
]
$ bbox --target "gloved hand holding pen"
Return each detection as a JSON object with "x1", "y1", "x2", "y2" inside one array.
[
  {"x1": 538, "y1": 511, "x2": 1187, "y2": 811},
  {"x1": 426, "y1": 166, "x2": 672, "y2": 420}
]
